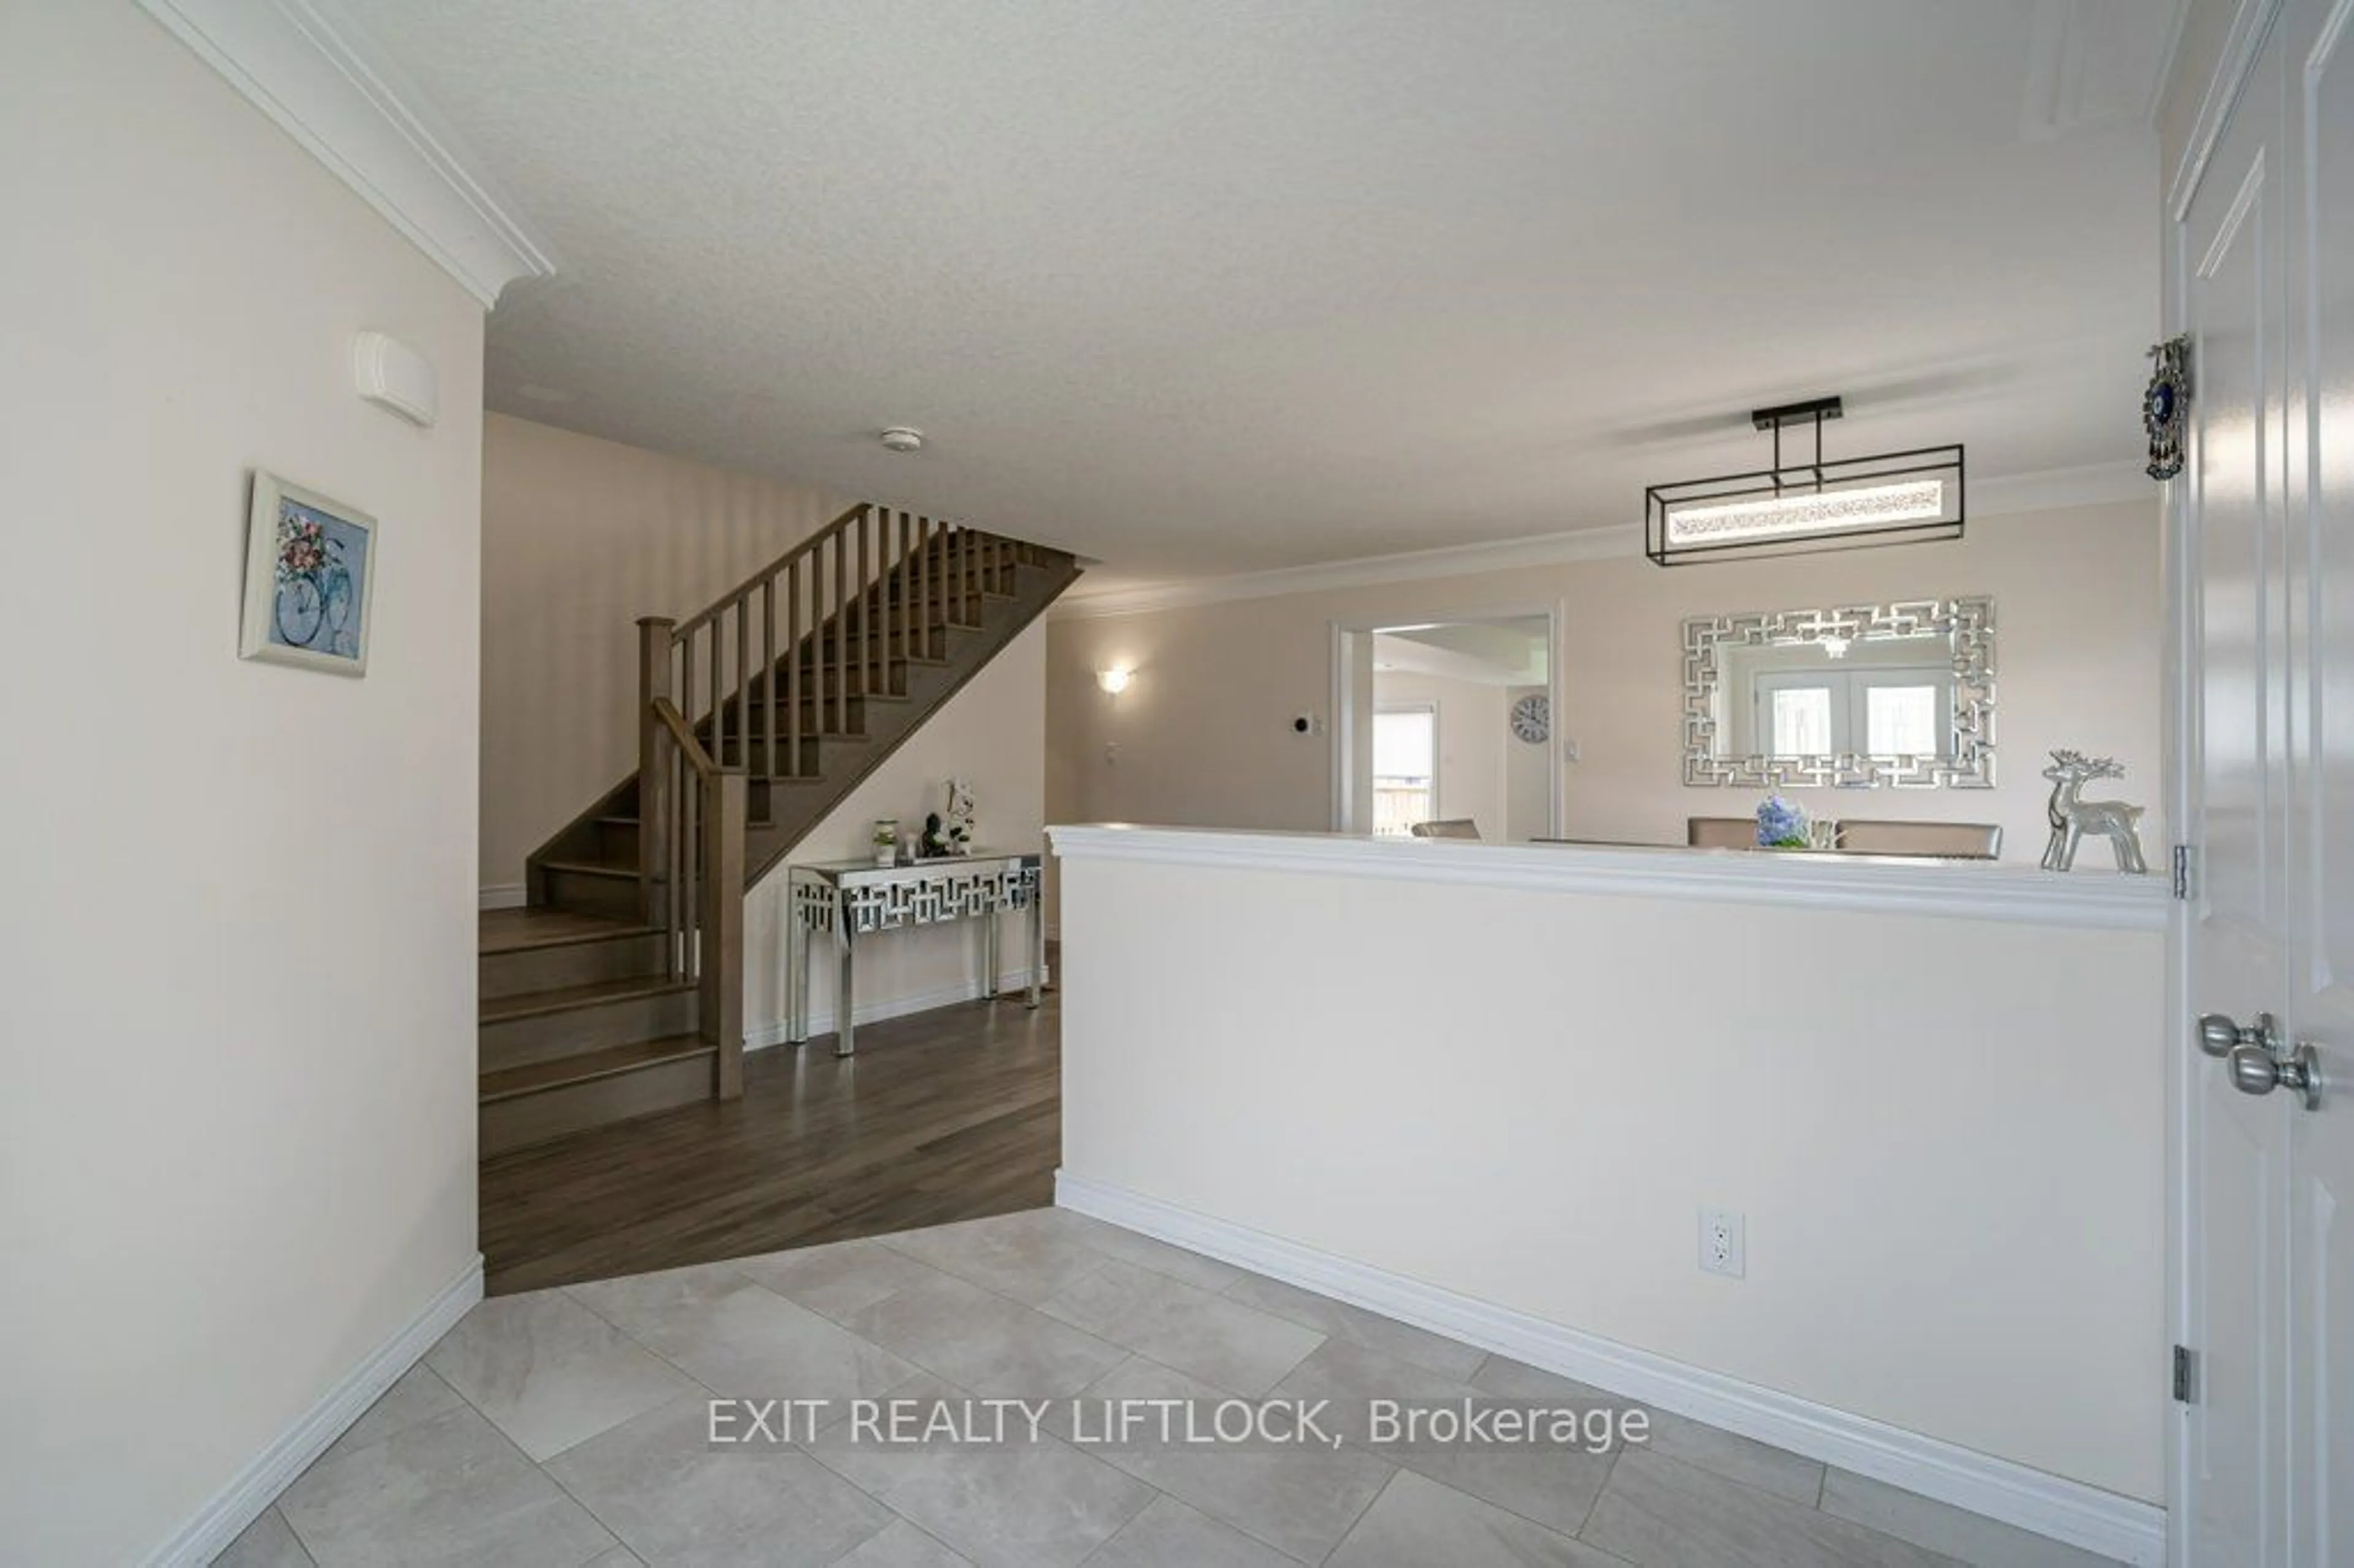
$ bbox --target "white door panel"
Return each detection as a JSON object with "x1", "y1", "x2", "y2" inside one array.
[
  {"x1": 2192, "y1": 144, "x2": 2285, "y2": 938},
  {"x1": 2288, "y1": 2, "x2": 2354, "y2": 1559},
  {"x1": 2180, "y1": 1, "x2": 2354, "y2": 1561},
  {"x1": 2181, "y1": 18, "x2": 2294, "y2": 1566}
]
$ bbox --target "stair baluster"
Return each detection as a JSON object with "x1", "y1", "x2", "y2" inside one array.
[
  {"x1": 839, "y1": 522, "x2": 852, "y2": 731},
  {"x1": 635, "y1": 616, "x2": 676, "y2": 938},
  {"x1": 644, "y1": 697, "x2": 745, "y2": 1098},
  {"x1": 496, "y1": 500, "x2": 1079, "y2": 1152}
]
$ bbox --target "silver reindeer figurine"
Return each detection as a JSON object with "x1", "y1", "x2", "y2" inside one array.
[{"x1": 2041, "y1": 750, "x2": 2148, "y2": 873}]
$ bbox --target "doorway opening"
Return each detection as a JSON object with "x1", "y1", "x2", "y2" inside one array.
[{"x1": 1333, "y1": 612, "x2": 1558, "y2": 842}]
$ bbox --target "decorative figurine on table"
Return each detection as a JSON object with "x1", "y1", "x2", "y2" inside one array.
[
  {"x1": 920, "y1": 778, "x2": 978, "y2": 858},
  {"x1": 941, "y1": 777, "x2": 976, "y2": 855},
  {"x1": 1755, "y1": 794, "x2": 1811, "y2": 850},
  {"x1": 2041, "y1": 750, "x2": 2148, "y2": 873}
]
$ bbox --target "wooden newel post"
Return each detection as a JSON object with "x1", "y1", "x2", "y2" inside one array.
[
  {"x1": 637, "y1": 617, "x2": 676, "y2": 927},
  {"x1": 704, "y1": 769, "x2": 748, "y2": 1100}
]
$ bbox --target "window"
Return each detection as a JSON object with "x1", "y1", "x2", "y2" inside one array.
[
  {"x1": 1754, "y1": 670, "x2": 1952, "y2": 757},
  {"x1": 1373, "y1": 706, "x2": 1436, "y2": 837},
  {"x1": 1768, "y1": 685, "x2": 1835, "y2": 756},
  {"x1": 1864, "y1": 682, "x2": 1941, "y2": 755}
]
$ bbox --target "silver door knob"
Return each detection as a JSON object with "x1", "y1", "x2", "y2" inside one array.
[
  {"x1": 2227, "y1": 1042, "x2": 2325, "y2": 1110},
  {"x1": 2198, "y1": 1011, "x2": 2280, "y2": 1058}
]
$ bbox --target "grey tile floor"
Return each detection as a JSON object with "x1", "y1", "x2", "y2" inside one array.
[{"x1": 215, "y1": 1208, "x2": 2124, "y2": 1568}]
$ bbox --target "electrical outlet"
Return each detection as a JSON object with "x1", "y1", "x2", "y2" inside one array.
[
  {"x1": 1103, "y1": 742, "x2": 1119, "y2": 764},
  {"x1": 1699, "y1": 1206, "x2": 1745, "y2": 1279}
]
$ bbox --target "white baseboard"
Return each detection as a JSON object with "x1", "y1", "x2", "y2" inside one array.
[
  {"x1": 478, "y1": 883, "x2": 527, "y2": 911},
  {"x1": 744, "y1": 965, "x2": 1049, "y2": 1051},
  {"x1": 1054, "y1": 1172, "x2": 2165, "y2": 1568},
  {"x1": 140, "y1": 1253, "x2": 485, "y2": 1567}
]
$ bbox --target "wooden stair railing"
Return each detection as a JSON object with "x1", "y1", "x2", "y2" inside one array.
[
  {"x1": 489, "y1": 501, "x2": 1077, "y2": 1154},
  {"x1": 647, "y1": 695, "x2": 745, "y2": 1099},
  {"x1": 633, "y1": 501, "x2": 1021, "y2": 922}
]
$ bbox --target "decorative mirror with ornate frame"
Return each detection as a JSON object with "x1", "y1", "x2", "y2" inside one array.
[{"x1": 1681, "y1": 597, "x2": 1994, "y2": 788}]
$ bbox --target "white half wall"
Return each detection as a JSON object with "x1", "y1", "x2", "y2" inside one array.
[
  {"x1": 0, "y1": 6, "x2": 485, "y2": 1561},
  {"x1": 745, "y1": 623, "x2": 1048, "y2": 1044},
  {"x1": 1052, "y1": 828, "x2": 2167, "y2": 1515}
]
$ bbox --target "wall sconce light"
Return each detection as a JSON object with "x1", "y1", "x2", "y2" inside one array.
[{"x1": 1096, "y1": 667, "x2": 1133, "y2": 695}]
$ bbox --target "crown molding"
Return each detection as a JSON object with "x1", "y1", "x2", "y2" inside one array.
[
  {"x1": 1051, "y1": 523, "x2": 1642, "y2": 621},
  {"x1": 1053, "y1": 460, "x2": 2150, "y2": 623},
  {"x1": 137, "y1": 0, "x2": 556, "y2": 307},
  {"x1": 1971, "y1": 459, "x2": 2150, "y2": 516}
]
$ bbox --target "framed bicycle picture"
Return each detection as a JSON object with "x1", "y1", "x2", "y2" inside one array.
[{"x1": 238, "y1": 470, "x2": 376, "y2": 676}]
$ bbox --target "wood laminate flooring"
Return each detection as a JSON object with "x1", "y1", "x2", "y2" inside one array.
[{"x1": 479, "y1": 985, "x2": 1059, "y2": 1296}]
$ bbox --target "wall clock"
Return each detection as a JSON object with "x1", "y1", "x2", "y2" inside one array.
[{"x1": 1510, "y1": 693, "x2": 1550, "y2": 744}]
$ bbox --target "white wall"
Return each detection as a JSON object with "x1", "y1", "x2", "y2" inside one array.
[
  {"x1": 1503, "y1": 683, "x2": 1552, "y2": 840},
  {"x1": 1048, "y1": 500, "x2": 2163, "y2": 861},
  {"x1": 747, "y1": 623, "x2": 1048, "y2": 1041},
  {"x1": 0, "y1": 6, "x2": 485, "y2": 1562},
  {"x1": 480, "y1": 412, "x2": 845, "y2": 891},
  {"x1": 1054, "y1": 832, "x2": 2168, "y2": 1507}
]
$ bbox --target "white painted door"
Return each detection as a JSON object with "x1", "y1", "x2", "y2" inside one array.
[
  {"x1": 2178, "y1": 19, "x2": 2293, "y2": 1556},
  {"x1": 2282, "y1": 2, "x2": 2354, "y2": 1557},
  {"x1": 2175, "y1": 1, "x2": 2354, "y2": 1561}
]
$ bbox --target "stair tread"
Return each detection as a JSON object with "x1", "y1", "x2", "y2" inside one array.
[
  {"x1": 479, "y1": 907, "x2": 657, "y2": 956},
  {"x1": 481, "y1": 973, "x2": 692, "y2": 1025},
  {"x1": 768, "y1": 689, "x2": 913, "y2": 705},
  {"x1": 733, "y1": 731, "x2": 872, "y2": 748},
  {"x1": 539, "y1": 858, "x2": 641, "y2": 880},
  {"x1": 480, "y1": 1034, "x2": 715, "y2": 1102}
]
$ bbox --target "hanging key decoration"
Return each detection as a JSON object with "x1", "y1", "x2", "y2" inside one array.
[{"x1": 2144, "y1": 336, "x2": 2190, "y2": 482}]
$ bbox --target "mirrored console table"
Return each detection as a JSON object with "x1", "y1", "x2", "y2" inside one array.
[{"x1": 786, "y1": 850, "x2": 1045, "y2": 1057}]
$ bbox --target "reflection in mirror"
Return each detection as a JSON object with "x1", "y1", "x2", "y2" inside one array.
[{"x1": 1682, "y1": 598, "x2": 1994, "y2": 788}]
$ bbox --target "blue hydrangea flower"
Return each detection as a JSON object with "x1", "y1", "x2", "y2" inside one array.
[{"x1": 1756, "y1": 794, "x2": 1811, "y2": 849}]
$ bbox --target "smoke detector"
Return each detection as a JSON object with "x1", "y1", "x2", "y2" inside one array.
[{"x1": 879, "y1": 427, "x2": 924, "y2": 454}]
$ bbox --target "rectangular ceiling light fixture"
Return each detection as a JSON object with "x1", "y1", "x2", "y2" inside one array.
[{"x1": 1645, "y1": 397, "x2": 1964, "y2": 566}]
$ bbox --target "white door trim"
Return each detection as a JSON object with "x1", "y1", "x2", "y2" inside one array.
[{"x1": 1329, "y1": 603, "x2": 1566, "y2": 839}]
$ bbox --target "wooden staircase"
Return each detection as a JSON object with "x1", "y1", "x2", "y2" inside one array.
[{"x1": 478, "y1": 507, "x2": 1081, "y2": 1155}]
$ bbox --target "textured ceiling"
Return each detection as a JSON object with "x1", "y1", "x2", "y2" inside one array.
[{"x1": 338, "y1": 0, "x2": 2172, "y2": 589}]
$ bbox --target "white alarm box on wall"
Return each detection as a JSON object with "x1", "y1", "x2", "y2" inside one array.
[{"x1": 352, "y1": 330, "x2": 438, "y2": 428}]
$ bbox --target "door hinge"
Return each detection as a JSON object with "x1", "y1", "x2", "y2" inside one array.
[
  {"x1": 2172, "y1": 844, "x2": 2193, "y2": 901},
  {"x1": 2174, "y1": 1344, "x2": 2198, "y2": 1404}
]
